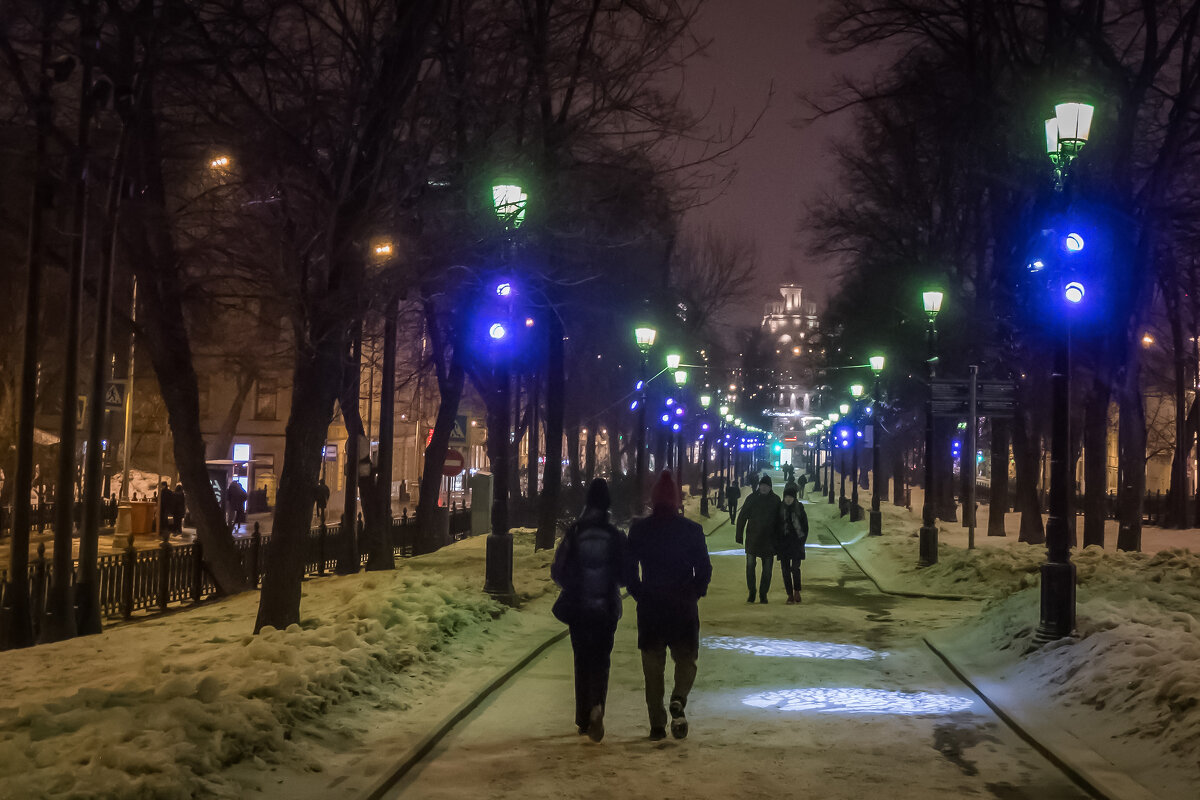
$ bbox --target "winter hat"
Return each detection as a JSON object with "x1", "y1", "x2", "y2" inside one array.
[
  {"x1": 585, "y1": 478, "x2": 611, "y2": 511},
  {"x1": 758, "y1": 474, "x2": 772, "y2": 487},
  {"x1": 650, "y1": 470, "x2": 682, "y2": 512},
  {"x1": 783, "y1": 482, "x2": 798, "y2": 499}
]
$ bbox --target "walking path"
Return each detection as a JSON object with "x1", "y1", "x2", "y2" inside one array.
[{"x1": 378, "y1": 474, "x2": 1090, "y2": 800}]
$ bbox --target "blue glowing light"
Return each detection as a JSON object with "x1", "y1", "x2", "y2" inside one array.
[
  {"x1": 701, "y1": 423, "x2": 710, "y2": 431},
  {"x1": 666, "y1": 398, "x2": 675, "y2": 406},
  {"x1": 630, "y1": 400, "x2": 639, "y2": 411},
  {"x1": 1028, "y1": 258, "x2": 1046, "y2": 272},
  {"x1": 741, "y1": 687, "x2": 975, "y2": 715},
  {"x1": 1064, "y1": 233, "x2": 1085, "y2": 252},
  {"x1": 661, "y1": 414, "x2": 670, "y2": 423},
  {"x1": 672, "y1": 423, "x2": 680, "y2": 431},
  {"x1": 1065, "y1": 281, "x2": 1085, "y2": 303},
  {"x1": 704, "y1": 636, "x2": 880, "y2": 662},
  {"x1": 489, "y1": 323, "x2": 507, "y2": 340},
  {"x1": 635, "y1": 380, "x2": 644, "y2": 391},
  {"x1": 675, "y1": 407, "x2": 684, "y2": 416},
  {"x1": 495, "y1": 282, "x2": 512, "y2": 297}
]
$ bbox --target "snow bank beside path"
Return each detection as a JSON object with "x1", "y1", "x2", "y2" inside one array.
[
  {"x1": 819, "y1": 498, "x2": 1200, "y2": 796},
  {"x1": 0, "y1": 529, "x2": 557, "y2": 800}
]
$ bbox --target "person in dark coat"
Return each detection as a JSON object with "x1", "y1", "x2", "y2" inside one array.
[
  {"x1": 551, "y1": 478, "x2": 627, "y2": 742},
  {"x1": 627, "y1": 470, "x2": 712, "y2": 741},
  {"x1": 796, "y1": 472, "x2": 808, "y2": 496},
  {"x1": 225, "y1": 479, "x2": 247, "y2": 530},
  {"x1": 725, "y1": 479, "x2": 741, "y2": 525},
  {"x1": 156, "y1": 481, "x2": 171, "y2": 535},
  {"x1": 775, "y1": 482, "x2": 809, "y2": 604},
  {"x1": 172, "y1": 483, "x2": 186, "y2": 534},
  {"x1": 736, "y1": 474, "x2": 781, "y2": 603}
]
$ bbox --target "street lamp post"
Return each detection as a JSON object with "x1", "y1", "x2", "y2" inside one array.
[
  {"x1": 700, "y1": 393, "x2": 712, "y2": 516},
  {"x1": 1038, "y1": 100, "x2": 1094, "y2": 640},
  {"x1": 849, "y1": 385, "x2": 864, "y2": 521},
  {"x1": 484, "y1": 179, "x2": 528, "y2": 604},
  {"x1": 919, "y1": 290, "x2": 943, "y2": 566},
  {"x1": 869, "y1": 355, "x2": 886, "y2": 536},
  {"x1": 827, "y1": 412, "x2": 839, "y2": 505},
  {"x1": 837, "y1": 404, "x2": 850, "y2": 514},
  {"x1": 634, "y1": 325, "x2": 656, "y2": 512}
]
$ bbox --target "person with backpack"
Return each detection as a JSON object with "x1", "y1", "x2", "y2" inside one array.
[
  {"x1": 775, "y1": 482, "x2": 809, "y2": 604},
  {"x1": 551, "y1": 478, "x2": 627, "y2": 742}
]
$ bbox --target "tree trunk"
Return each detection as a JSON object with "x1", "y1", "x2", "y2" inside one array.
[
  {"x1": 366, "y1": 297, "x2": 398, "y2": 571},
  {"x1": 935, "y1": 422, "x2": 957, "y2": 522},
  {"x1": 1165, "y1": 289, "x2": 1189, "y2": 528},
  {"x1": 535, "y1": 316, "x2": 565, "y2": 550},
  {"x1": 1116, "y1": 362, "x2": 1145, "y2": 552},
  {"x1": 567, "y1": 423, "x2": 582, "y2": 488},
  {"x1": 987, "y1": 418, "x2": 1009, "y2": 536},
  {"x1": 584, "y1": 423, "x2": 597, "y2": 485},
  {"x1": 1082, "y1": 378, "x2": 1110, "y2": 548},
  {"x1": 526, "y1": 372, "x2": 539, "y2": 503},
  {"x1": 208, "y1": 368, "x2": 257, "y2": 461},
  {"x1": 891, "y1": 439, "x2": 906, "y2": 506},
  {"x1": 417, "y1": 359, "x2": 464, "y2": 551},
  {"x1": 1012, "y1": 410, "x2": 1045, "y2": 544},
  {"x1": 256, "y1": 339, "x2": 341, "y2": 632},
  {"x1": 336, "y1": 327, "x2": 362, "y2": 574}
]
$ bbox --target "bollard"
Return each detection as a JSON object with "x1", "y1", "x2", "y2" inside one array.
[
  {"x1": 158, "y1": 534, "x2": 172, "y2": 610},
  {"x1": 251, "y1": 522, "x2": 262, "y2": 587},
  {"x1": 122, "y1": 535, "x2": 136, "y2": 620},
  {"x1": 191, "y1": 537, "x2": 204, "y2": 605}
]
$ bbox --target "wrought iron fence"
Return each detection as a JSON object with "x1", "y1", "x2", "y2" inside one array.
[{"x1": 0, "y1": 504, "x2": 472, "y2": 649}]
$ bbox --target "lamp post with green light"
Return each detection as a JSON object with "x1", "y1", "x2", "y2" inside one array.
[
  {"x1": 828, "y1": 411, "x2": 840, "y2": 505},
  {"x1": 1039, "y1": 99, "x2": 1095, "y2": 640},
  {"x1": 699, "y1": 393, "x2": 712, "y2": 516},
  {"x1": 918, "y1": 289, "x2": 943, "y2": 567},
  {"x1": 869, "y1": 355, "x2": 886, "y2": 536},
  {"x1": 673, "y1": 367, "x2": 688, "y2": 479},
  {"x1": 633, "y1": 325, "x2": 657, "y2": 511},
  {"x1": 849, "y1": 384, "x2": 865, "y2": 521},
  {"x1": 483, "y1": 178, "x2": 529, "y2": 604}
]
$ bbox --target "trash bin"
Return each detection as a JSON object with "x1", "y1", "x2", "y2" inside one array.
[{"x1": 128, "y1": 501, "x2": 156, "y2": 537}]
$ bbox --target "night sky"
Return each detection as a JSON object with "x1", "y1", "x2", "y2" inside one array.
[{"x1": 681, "y1": 0, "x2": 868, "y2": 325}]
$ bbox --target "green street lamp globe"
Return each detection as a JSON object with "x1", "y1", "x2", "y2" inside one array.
[
  {"x1": 829, "y1": 413, "x2": 840, "y2": 423},
  {"x1": 719, "y1": 404, "x2": 729, "y2": 416},
  {"x1": 869, "y1": 355, "x2": 885, "y2": 375},
  {"x1": 850, "y1": 384, "x2": 864, "y2": 398},
  {"x1": 666, "y1": 353, "x2": 682, "y2": 370},
  {"x1": 1045, "y1": 101, "x2": 1094, "y2": 166},
  {"x1": 634, "y1": 326, "x2": 657, "y2": 353},
  {"x1": 725, "y1": 413, "x2": 734, "y2": 422},
  {"x1": 673, "y1": 369, "x2": 688, "y2": 386},
  {"x1": 700, "y1": 394, "x2": 712, "y2": 408},
  {"x1": 491, "y1": 181, "x2": 528, "y2": 228},
  {"x1": 839, "y1": 403, "x2": 850, "y2": 415},
  {"x1": 922, "y1": 290, "x2": 944, "y2": 318}
]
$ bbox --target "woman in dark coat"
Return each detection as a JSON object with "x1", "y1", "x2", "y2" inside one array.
[
  {"x1": 551, "y1": 478, "x2": 627, "y2": 742},
  {"x1": 775, "y1": 481, "x2": 809, "y2": 604}
]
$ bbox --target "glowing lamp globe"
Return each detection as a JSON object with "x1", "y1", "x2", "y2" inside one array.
[
  {"x1": 489, "y1": 323, "x2": 507, "y2": 340},
  {"x1": 1065, "y1": 281, "x2": 1085, "y2": 304},
  {"x1": 666, "y1": 353, "x2": 682, "y2": 370},
  {"x1": 634, "y1": 326, "x2": 657, "y2": 353},
  {"x1": 869, "y1": 355, "x2": 885, "y2": 374},
  {"x1": 922, "y1": 290, "x2": 944, "y2": 316}
]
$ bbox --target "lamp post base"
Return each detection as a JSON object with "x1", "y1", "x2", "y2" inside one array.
[
  {"x1": 483, "y1": 532, "x2": 516, "y2": 606},
  {"x1": 849, "y1": 503, "x2": 863, "y2": 522},
  {"x1": 918, "y1": 524, "x2": 939, "y2": 566},
  {"x1": 1035, "y1": 561, "x2": 1076, "y2": 641},
  {"x1": 700, "y1": 495, "x2": 709, "y2": 517},
  {"x1": 868, "y1": 509, "x2": 882, "y2": 536}
]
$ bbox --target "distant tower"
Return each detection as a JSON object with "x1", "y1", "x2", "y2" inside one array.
[{"x1": 760, "y1": 284, "x2": 821, "y2": 426}]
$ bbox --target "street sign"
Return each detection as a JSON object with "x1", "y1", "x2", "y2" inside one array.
[
  {"x1": 930, "y1": 377, "x2": 1015, "y2": 418},
  {"x1": 104, "y1": 380, "x2": 127, "y2": 409},
  {"x1": 443, "y1": 449, "x2": 465, "y2": 477},
  {"x1": 450, "y1": 415, "x2": 468, "y2": 443}
]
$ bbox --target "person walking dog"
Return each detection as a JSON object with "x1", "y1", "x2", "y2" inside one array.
[
  {"x1": 551, "y1": 478, "x2": 627, "y2": 742},
  {"x1": 627, "y1": 470, "x2": 712, "y2": 741}
]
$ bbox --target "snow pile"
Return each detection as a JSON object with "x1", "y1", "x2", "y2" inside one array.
[{"x1": 0, "y1": 570, "x2": 506, "y2": 800}]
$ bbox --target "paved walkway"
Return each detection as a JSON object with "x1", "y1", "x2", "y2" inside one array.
[{"x1": 382, "y1": 476, "x2": 1088, "y2": 799}]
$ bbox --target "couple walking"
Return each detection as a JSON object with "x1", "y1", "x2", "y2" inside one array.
[
  {"x1": 551, "y1": 471, "x2": 713, "y2": 743},
  {"x1": 735, "y1": 474, "x2": 809, "y2": 604}
]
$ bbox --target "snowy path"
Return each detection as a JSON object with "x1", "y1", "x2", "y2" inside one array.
[{"x1": 382, "y1": 493, "x2": 1090, "y2": 800}]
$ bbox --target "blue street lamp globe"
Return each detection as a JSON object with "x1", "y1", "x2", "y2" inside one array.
[
  {"x1": 489, "y1": 322, "x2": 507, "y2": 339},
  {"x1": 1065, "y1": 281, "x2": 1085, "y2": 303}
]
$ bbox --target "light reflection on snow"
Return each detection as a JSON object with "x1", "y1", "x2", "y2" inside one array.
[
  {"x1": 742, "y1": 687, "x2": 974, "y2": 715},
  {"x1": 704, "y1": 636, "x2": 880, "y2": 661},
  {"x1": 710, "y1": 548, "x2": 746, "y2": 556}
]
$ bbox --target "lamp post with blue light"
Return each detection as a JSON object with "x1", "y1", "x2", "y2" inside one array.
[
  {"x1": 483, "y1": 179, "x2": 528, "y2": 604},
  {"x1": 1038, "y1": 99, "x2": 1095, "y2": 640},
  {"x1": 919, "y1": 289, "x2": 943, "y2": 566},
  {"x1": 849, "y1": 385, "x2": 865, "y2": 521},
  {"x1": 869, "y1": 355, "x2": 886, "y2": 535},
  {"x1": 673, "y1": 367, "x2": 688, "y2": 477},
  {"x1": 828, "y1": 411, "x2": 840, "y2": 505},
  {"x1": 700, "y1": 393, "x2": 712, "y2": 516}
]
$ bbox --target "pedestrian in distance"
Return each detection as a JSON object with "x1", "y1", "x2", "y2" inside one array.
[
  {"x1": 156, "y1": 481, "x2": 171, "y2": 535},
  {"x1": 172, "y1": 483, "x2": 186, "y2": 534},
  {"x1": 551, "y1": 478, "x2": 628, "y2": 743},
  {"x1": 736, "y1": 474, "x2": 781, "y2": 603},
  {"x1": 627, "y1": 470, "x2": 713, "y2": 741},
  {"x1": 796, "y1": 472, "x2": 808, "y2": 496},
  {"x1": 315, "y1": 478, "x2": 330, "y2": 523},
  {"x1": 725, "y1": 479, "x2": 741, "y2": 525},
  {"x1": 225, "y1": 479, "x2": 247, "y2": 531},
  {"x1": 776, "y1": 482, "x2": 809, "y2": 604}
]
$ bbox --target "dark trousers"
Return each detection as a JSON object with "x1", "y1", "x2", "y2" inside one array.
[
  {"x1": 640, "y1": 641, "x2": 698, "y2": 729},
  {"x1": 779, "y1": 556, "x2": 803, "y2": 595},
  {"x1": 570, "y1": 622, "x2": 617, "y2": 728},
  {"x1": 746, "y1": 553, "x2": 774, "y2": 600},
  {"x1": 728, "y1": 499, "x2": 738, "y2": 525}
]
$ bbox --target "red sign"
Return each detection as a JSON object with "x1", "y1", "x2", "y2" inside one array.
[
  {"x1": 784, "y1": 436, "x2": 797, "y2": 442},
  {"x1": 443, "y1": 449, "x2": 465, "y2": 477}
]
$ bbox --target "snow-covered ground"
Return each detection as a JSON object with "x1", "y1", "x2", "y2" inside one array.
[{"x1": 4, "y1": 477, "x2": 1197, "y2": 799}]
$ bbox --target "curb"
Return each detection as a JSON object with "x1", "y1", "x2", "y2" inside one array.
[
  {"x1": 923, "y1": 636, "x2": 1157, "y2": 800},
  {"x1": 821, "y1": 522, "x2": 985, "y2": 601},
  {"x1": 360, "y1": 626, "x2": 570, "y2": 800}
]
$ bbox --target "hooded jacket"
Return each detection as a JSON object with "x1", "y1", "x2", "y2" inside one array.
[
  {"x1": 774, "y1": 497, "x2": 809, "y2": 560},
  {"x1": 736, "y1": 481, "x2": 782, "y2": 557},
  {"x1": 551, "y1": 507, "x2": 627, "y2": 625}
]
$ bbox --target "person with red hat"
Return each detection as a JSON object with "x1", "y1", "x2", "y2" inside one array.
[{"x1": 626, "y1": 470, "x2": 713, "y2": 741}]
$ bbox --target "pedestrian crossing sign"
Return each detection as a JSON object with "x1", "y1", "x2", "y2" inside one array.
[
  {"x1": 450, "y1": 415, "x2": 468, "y2": 443},
  {"x1": 104, "y1": 380, "x2": 127, "y2": 409}
]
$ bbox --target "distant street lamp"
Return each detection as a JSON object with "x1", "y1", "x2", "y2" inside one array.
[
  {"x1": 666, "y1": 352, "x2": 682, "y2": 370},
  {"x1": 700, "y1": 393, "x2": 712, "y2": 516},
  {"x1": 633, "y1": 324, "x2": 656, "y2": 512},
  {"x1": 848, "y1": 386, "x2": 865, "y2": 522},
  {"x1": 827, "y1": 412, "x2": 840, "y2": 505},
  {"x1": 919, "y1": 289, "x2": 944, "y2": 566},
  {"x1": 1038, "y1": 98, "x2": 1095, "y2": 640},
  {"x1": 869, "y1": 355, "x2": 886, "y2": 536}
]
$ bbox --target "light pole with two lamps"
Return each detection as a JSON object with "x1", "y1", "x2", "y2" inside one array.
[
  {"x1": 849, "y1": 385, "x2": 865, "y2": 521},
  {"x1": 633, "y1": 324, "x2": 657, "y2": 511}
]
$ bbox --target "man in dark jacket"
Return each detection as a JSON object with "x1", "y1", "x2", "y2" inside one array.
[
  {"x1": 171, "y1": 483, "x2": 187, "y2": 534},
  {"x1": 736, "y1": 474, "x2": 781, "y2": 603},
  {"x1": 627, "y1": 470, "x2": 712, "y2": 741},
  {"x1": 725, "y1": 480, "x2": 741, "y2": 525},
  {"x1": 551, "y1": 478, "x2": 627, "y2": 742}
]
